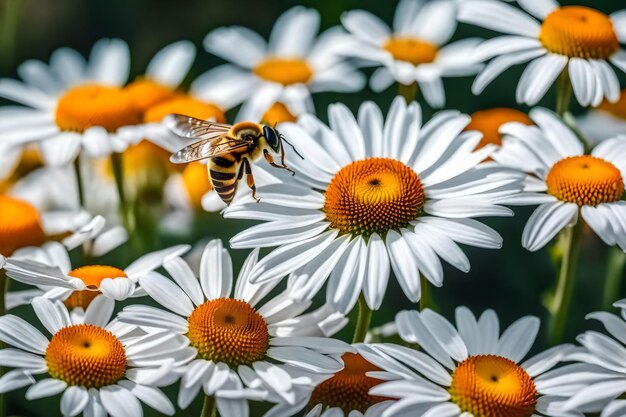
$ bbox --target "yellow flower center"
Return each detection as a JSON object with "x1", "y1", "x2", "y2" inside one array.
[
  {"x1": 253, "y1": 58, "x2": 313, "y2": 85},
  {"x1": 143, "y1": 96, "x2": 226, "y2": 124},
  {"x1": 309, "y1": 353, "x2": 391, "y2": 413},
  {"x1": 64, "y1": 266, "x2": 128, "y2": 310},
  {"x1": 449, "y1": 355, "x2": 537, "y2": 417},
  {"x1": 597, "y1": 89, "x2": 626, "y2": 119},
  {"x1": 55, "y1": 84, "x2": 141, "y2": 133},
  {"x1": 539, "y1": 6, "x2": 619, "y2": 59},
  {"x1": 383, "y1": 37, "x2": 438, "y2": 65},
  {"x1": 261, "y1": 102, "x2": 297, "y2": 125},
  {"x1": 546, "y1": 155, "x2": 624, "y2": 206},
  {"x1": 45, "y1": 324, "x2": 127, "y2": 388},
  {"x1": 186, "y1": 298, "x2": 269, "y2": 368},
  {"x1": 466, "y1": 108, "x2": 532, "y2": 149},
  {"x1": 181, "y1": 162, "x2": 214, "y2": 210},
  {"x1": 124, "y1": 78, "x2": 178, "y2": 115},
  {"x1": 0, "y1": 196, "x2": 45, "y2": 256},
  {"x1": 324, "y1": 158, "x2": 425, "y2": 237}
]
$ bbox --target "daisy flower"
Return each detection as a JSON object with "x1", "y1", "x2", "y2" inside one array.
[
  {"x1": 0, "y1": 38, "x2": 144, "y2": 167},
  {"x1": 340, "y1": 0, "x2": 482, "y2": 108},
  {"x1": 493, "y1": 107, "x2": 626, "y2": 252},
  {"x1": 225, "y1": 97, "x2": 522, "y2": 313},
  {"x1": 550, "y1": 300, "x2": 626, "y2": 415},
  {"x1": 578, "y1": 89, "x2": 626, "y2": 145},
  {"x1": 459, "y1": 0, "x2": 626, "y2": 106},
  {"x1": 0, "y1": 194, "x2": 94, "y2": 257},
  {"x1": 118, "y1": 239, "x2": 350, "y2": 415},
  {"x1": 265, "y1": 344, "x2": 394, "y2": 417},
  {"x1": 0, "y1": 296, "x2": 194, "y2": 417},
  {"x1": 124, "y1": 40, "x2": 196, "y2": 115},
  {"x1": 200, "y1": 6, "x2": 365, "y2": 122},
  {"x1": 363, "y1": 308, "x2": 575, "y2": 417},
  {"x1": 2, "y1": 241, "x2": 190, "y2": 305},
  {"x1": 465, "y1": 108, "x2": 532, "y2": 150}
]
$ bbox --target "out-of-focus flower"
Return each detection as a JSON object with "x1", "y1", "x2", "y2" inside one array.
[
  {"x1": 200, "y1": 6, "x2": 365, "y2": 122},
  {"x1": 0, "y1": 194, "x2": 92, "y2": 257},
  {"x1": 266, "y1": 344, "x2": 394, "y2": 417},
  {"x1": 226, "y1": 97, "x2": 522, "y2": 313},
  {"x1": 494, "y1": 108, "x2": 626, "y2": 251},
  {"x1": 578, "y1": 89, "x2": 626, "y2": 145},
  {"x1": 554, "y1": 299, "x2": 626, "y2": 415},
  {"x1": 118, "y1": 239, "x2": 350, "y2": 415},
  {"x1": 0, "y1": 296, "x2": 194, "y2": 417},
  {"x1": 0, "y1": 39, "x2": 145, "y2": 167},
  {"x1": 363, "y1": 308, "x2": 574, "y2": 417},
  {"x1": 2, "y1": 242, "x2": 189, "y2": 305},
  {"x1": 460, "y1": 0, "x2": 626, "y2": 106},
  {"x1": 465, "y1": 108, "x2": 532, "y2": 149},
  {"x1": 341, "y1": 0, "x2": 482, "y2": 108}
]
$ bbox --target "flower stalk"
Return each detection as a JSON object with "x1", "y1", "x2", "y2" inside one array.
[
  {"x1": 110, "y1": 152, "x2": 134, "y2": 236},
  {"x1": 201, "y1": 395, "x2": 216, "y2": 417},
  {"x1": 352, "y1": 293, "x2": 373, "y2": 343},
  {"x1": 398, "y1": 82, "x2": 418, "y2": 103},
  {"x1": 555, "y1": 70, "x2": 572, "y2": 118},
  {"x1": 603, "y1": 247, "x2": 626, "y2": 310},
  {"x1": 547, "y1": 218, "x2": 584, "y2": 345}
]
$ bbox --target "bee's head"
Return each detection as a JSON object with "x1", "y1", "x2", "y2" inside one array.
[{"x1": 263, "y1": 125, "x2": 281, "y2": 152}]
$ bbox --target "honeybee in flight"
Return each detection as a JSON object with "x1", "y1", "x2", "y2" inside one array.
[{"x1": 167, "y1": 114, "x2": 302, "y2": 205}]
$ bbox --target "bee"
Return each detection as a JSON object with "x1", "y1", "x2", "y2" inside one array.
[{"x1": 167, "y1": 114, "x2": 302, "y2": 205}]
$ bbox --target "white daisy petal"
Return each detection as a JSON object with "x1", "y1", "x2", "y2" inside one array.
[
  {"x1": 269, "y1": 6, "x2": 320, "y2": 57},
  {"x1": 517, "y1": 0, "x2": 558, "y2": 19},
  {"x1": 138, "y1": 272, "x2": 194, "y2": 316},
  {"x1": 100, "y1": 385, "x2": 143, "y2": 417},
  {"x1": 146, "y1": 40, "x2": 196, "y2": 88},
  {"x1": 0, "y1": 370, "x2": 35, "y2": 394},
  {"x1": 522, "y1": 202, "x2": 578, "y2": 252},
  {"x1": 458, "y1": 0, "x2": 541, "y2": 37},
  {"x1": 495, "y1": 316, "x2": 540, "y2": 362},
  {"x1": 341, "y1": 10, "x2": 391, "y2": 45},
  {"x1": 199, "y1": 239, "x2": 232, "y2": 300},
  {"x1": 517, "y1": 54, "x2": 567, "y2": 105},
  {"x1": 0, "y1": 315, "x2": 48, "y2": 354},
  {"x1": 204, "y1": 26, "x2": 267, "y2": 68},
  {"x1": 26, "y1": 378, "x2": 67, "y2": 400},
  {"x1": 61, "y1": 386, "x2": 89, "y2": 417},
  {"x1": 472, "y1": 48, "x2": 546, "y2": 95}
]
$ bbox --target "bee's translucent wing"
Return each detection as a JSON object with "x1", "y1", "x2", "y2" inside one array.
[
  {"x1": 170, "y1": 137, "x2": 251, "y2": 163},
  {"x1": 165, "y1": 114, "x2": 231, "y2": 140}
]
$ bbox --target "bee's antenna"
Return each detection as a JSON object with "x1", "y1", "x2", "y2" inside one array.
[{"x1": 281, "y1": 135, "x2": 304, "y2": 160}]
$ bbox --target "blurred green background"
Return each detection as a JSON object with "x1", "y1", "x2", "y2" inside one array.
[{"x1": 1, "y1": 0, "x2": 625, "y2": 415}]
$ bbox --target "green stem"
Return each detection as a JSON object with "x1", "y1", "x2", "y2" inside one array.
[
  {"x1": 547, "y1": 218, "x2": 584, "y2": 345},
  {"x1": 397, "y1": 82, "x2": 418, "y2": 103},
  {"x1": 200, "y1": 395, "x2": 216, "y2": 417},
  {"x1": 603, "y1": 246, "x2": 626, "y2": 310},
  {"x1": 555, "y1": 70, "x2": 572, "y2": 118},
  {"x1": 0, "y1": 270, "x2": 8, "y2": 417},
  {"x1": 73, "y1": 155, "x2": 85, "y2": 207},
  {"x1": 419, "y1": 275, "x2": 432, "y2": 311},
  {"x1": 352, "y1": 293, "x2": 373, "y2": 343},
  {"x1": 110, "y1": 152, "x2": 133, "y2": 233}
]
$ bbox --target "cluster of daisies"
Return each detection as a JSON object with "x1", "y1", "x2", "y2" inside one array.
[{"x1": 1, "y1": 0, "x2": 626, "y2": 416}]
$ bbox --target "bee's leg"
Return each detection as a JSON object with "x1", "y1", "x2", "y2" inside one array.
[
  {"x1": 264, "y1": 149, "x2": 295, "y2": 176},
  {"x1": 243, "y1": 158, "x2": 260, "y2": 203}
]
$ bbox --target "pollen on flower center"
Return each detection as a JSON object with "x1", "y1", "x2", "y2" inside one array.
[
  {"x1": 539, "y1": 6, "x2": 619, "y2": 59},
  {"x1": 186, "y1": 298, "x2": 270, "y2": 368},
  {"x1": 383, "y1": 37, "x2": 438, "y2": 65},
  {"x1": 55, "y1": 84, "x2": 141, "y2": 133},
  {"x1": 261, "y1": 102, "x2": 297, "y2": 125},
  {"x1": 466, "y1": 108, "x2": 532, "y2": 149},
  {"x1": 143, "y1": 96, "x2": 226, "y2": 124},
  {"x1": 124, "y1": 78, "x2": 178, "y2": 114},
  {"x1": 546, "y1": 155, "x2": 624, "y2": 206},
  {"x1": 324, "y1": 158, "x2": 425, "y2": 237},
  {"x1": 65, "y1": 266, "x2": 128, "y2": 310},
  {"x1": 45, "y1": 324, "x2": 127, "y2": 388},
  {"x1": 0, "y1": 196, "x2": 45, "y2": 256},
  {"x1": 253, "y1": 58, "x2": 313, "y2": 85},
  {"x1": 309, "y1": 353, "x2": 391, "y2": 414},
  {"x1": 449, "y1": 355, "x2": 537, "y2": 417}
]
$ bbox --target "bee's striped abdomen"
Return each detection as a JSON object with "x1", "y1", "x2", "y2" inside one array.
[{"x1": 208, "y1": 153, "x2": 241, "y2": 205}]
